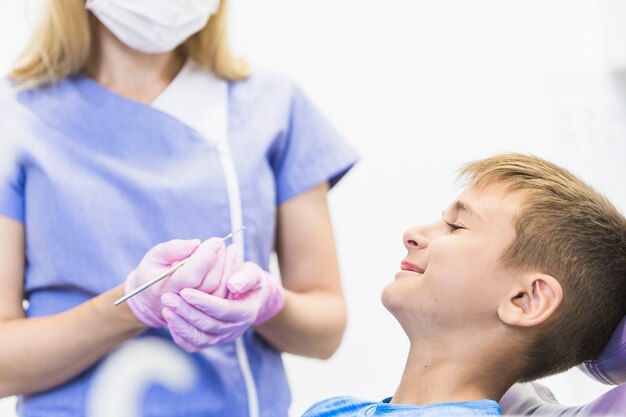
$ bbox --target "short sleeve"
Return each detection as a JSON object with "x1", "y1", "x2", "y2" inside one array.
[
  {"x1": 0, "y1": 124, "x2": 25, "y2": 223},
  {"x1": 270, "y1": 85, "x2": 358, "y2": 204}
]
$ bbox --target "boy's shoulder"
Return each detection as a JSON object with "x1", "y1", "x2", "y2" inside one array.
[
  {"x1": 302, "y1": 396, "x2": 502, "y2": 416},
  {"x1": 301, "y1": 396, "x2": 377, "y2": 416}
]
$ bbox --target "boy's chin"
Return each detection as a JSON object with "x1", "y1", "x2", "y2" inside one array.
[{"x1": 380, "y1": 283, "x2": 403, "y2": 316}]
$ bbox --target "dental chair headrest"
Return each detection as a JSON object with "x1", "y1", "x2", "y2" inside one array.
[{"x1": 579, "y1": 315, "x2": 626, "y2": 385}]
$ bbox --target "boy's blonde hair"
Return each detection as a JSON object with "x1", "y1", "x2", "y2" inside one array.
[
  {"x1": 461, "y1": 153, "x2": 626, "y2": 381},
  {"x1": 9, "y1": 0, "x2": 248, "y2": 88}
]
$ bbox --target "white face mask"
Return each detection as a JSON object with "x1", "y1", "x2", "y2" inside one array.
[{"x1": 86, "y1": 0, "x2": 220, "y2": 54}]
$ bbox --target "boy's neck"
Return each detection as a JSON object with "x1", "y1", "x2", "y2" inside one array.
[{"x1": 391, "y1": 342, "x2": 514, "y2": 406}]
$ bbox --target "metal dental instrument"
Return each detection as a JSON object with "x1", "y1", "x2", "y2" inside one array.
[{"x1": 114, "y1": 227, "x2": 245, "y2": 306}]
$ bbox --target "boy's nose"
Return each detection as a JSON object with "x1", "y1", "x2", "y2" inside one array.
[{"x1": 403, "y1": 226, "x2": 429, "y2": 250}]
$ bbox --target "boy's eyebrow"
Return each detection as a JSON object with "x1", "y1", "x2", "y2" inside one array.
[{"x1": 455, "y1": 200, "x2": 482, "y2": 222}]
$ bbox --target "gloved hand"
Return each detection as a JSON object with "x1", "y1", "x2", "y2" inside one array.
[
  {"x1": 161, "y1": 248, "x2": 285, "y2": 352},
  {"x1": 125, "y1": 238, "x2": 225, "y2": 328}
]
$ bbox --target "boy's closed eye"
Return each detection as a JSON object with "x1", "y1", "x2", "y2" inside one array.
[
  {"x1": 445, "y1": 221, "x2": 466, "y2": 232},
  {"x1": 441, "y1": 210, "x2": 467, "y2": 233}
]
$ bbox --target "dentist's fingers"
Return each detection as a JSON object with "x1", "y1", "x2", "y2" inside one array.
[
  {"x1": 149, "y1": 239, "x2": 201, "y2": 265},
  {"x1": 161, "y1": 292, "x2": 242, "y2": 334},
  {"x1": 226, "y1": 262, "x2": 262, "y2": 296},
  {"x1": 162, "y1": 308, "x2": 207, "y2": 352},
  {"x1": 179, "y1": 288, "x2": 260, "y2": 322},
  {"x1": 208, "y1": 244, "x2": 238, "y2": 298},
  {"x1": 126, "y1": 238, "x2": 201, "y2": 328},
  {"x1": 162, "y1": 307, "x2": 241, "y2": 351},
  {"x1": 170, "y1": 238, "x2": 224, "y2": 290}
]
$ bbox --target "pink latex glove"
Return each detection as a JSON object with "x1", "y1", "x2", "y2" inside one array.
[
  {"x1": 125, "y1": 238, "x2": 226, "y2": 327},
  {"x1": 161, "y1": 249, "x2": 285, "y2": 352}
]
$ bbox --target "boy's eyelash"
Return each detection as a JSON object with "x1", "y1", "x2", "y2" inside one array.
[{"x1": 445, "y1": 222, "x2": 465, "y2": 232}]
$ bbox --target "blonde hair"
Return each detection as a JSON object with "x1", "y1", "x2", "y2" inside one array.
[
  {"x1": 461, "y1": 153, "x2": 626, "y2": 381},
  {"x1": 9, "y1": 0, "x2": 248, "y2": 88}
]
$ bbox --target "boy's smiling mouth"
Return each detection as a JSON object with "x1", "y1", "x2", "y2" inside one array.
[{"x1": 400, "y1": 261, "x2": 425, "y2": 274}]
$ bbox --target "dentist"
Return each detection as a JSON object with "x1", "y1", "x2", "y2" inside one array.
[{"x1": 0, "y1": 0, "x2": 357, "y2": 416}]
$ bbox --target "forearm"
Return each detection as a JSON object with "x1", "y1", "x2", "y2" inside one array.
[
  {"x1": 0, "y1": 284, "x2": 147, "y2": 397},
  {"x1": 254, "y1": 289, "x2": 346, "y2": 359}
]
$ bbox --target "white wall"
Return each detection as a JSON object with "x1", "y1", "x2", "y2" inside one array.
[{"x1": 1, "y1": 1, "x2": 625, "y2": 416}]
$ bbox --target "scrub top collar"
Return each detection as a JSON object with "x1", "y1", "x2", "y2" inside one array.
[{"x1": 151, "y1": 59, "x2": 228, "y2": 145}]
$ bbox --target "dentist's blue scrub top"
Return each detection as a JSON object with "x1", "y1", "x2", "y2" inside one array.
[{"x1": 0, "y1": 69, "x2": 357, "y2": 417}]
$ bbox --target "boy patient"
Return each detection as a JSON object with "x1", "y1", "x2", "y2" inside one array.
[{"x1": 303, "y1": 153, "x2": 626, "y2": 416}]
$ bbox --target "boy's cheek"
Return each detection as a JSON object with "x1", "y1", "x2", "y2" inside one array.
[
  {"x1": 426, "y1": 240, "x2": 459, "y2": 274},
  {"x1": 428, "y1": 238, "x2": 483, "y2": 273}
]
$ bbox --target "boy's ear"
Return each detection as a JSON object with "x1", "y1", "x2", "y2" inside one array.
[{"x1": 497, "y1": 273, "x2": 563, "y2": 327}]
